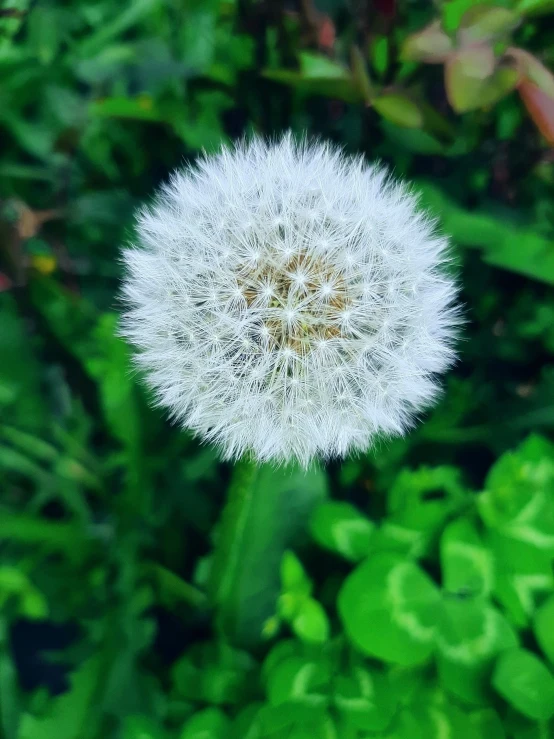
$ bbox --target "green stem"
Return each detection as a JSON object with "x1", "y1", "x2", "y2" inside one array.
[{"x1": 208, "y1": 456, "x2": 259, "y2": 609}]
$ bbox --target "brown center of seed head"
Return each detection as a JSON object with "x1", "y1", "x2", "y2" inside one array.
[{"x1": 238, "y1": 251, "x2": 352, "y2": 354}]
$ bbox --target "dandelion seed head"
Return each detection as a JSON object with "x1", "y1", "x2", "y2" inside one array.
[{"x1": 121, "y1": 134, "x2": 459, "y2": 464}]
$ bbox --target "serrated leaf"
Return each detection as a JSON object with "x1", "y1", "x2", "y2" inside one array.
[
  {"x1": 209, "y1": 461, "x2": 328, "y2": 648},
  {"x1": 339, "y1": 553, "x2": 440, "y2": 665},
  {"x1": 493, "y1": 649, "x2": 554, "y2": 721}
]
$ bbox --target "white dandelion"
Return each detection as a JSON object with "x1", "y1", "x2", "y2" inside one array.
[{"x1": 121, "y1": 134, "x2": 459, "y2": 465}]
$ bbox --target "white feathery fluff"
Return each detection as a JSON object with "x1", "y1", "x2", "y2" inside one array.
[{"x1": 121, "y1": 134, "x2": 459, "y2": 465}]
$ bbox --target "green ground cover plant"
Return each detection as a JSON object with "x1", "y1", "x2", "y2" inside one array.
[{"x1": 1, "y1": 1, "x2": 554, "y2": 737}]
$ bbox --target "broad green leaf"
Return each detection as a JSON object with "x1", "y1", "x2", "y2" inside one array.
[
  {"x1": 281, "y1": 551, "x2": 312, "y2": 596},
  {"x1": 418, "y1": 184, "x2": 554, "y2": 285},
  {"x1": 445, "y1": 47, "x2": 517, "y2": 113},
  {"x1": 458, "y1": 7, "x2": 519, "y2": 45},
  {"x1": 436, "y1": 598, "x2": 518, "y2": 704},
  {"x1": 0, "y1": 567, "x2": 48, "y2": 619},
  {"x1": 338, "y1": 553, "x2": 440, "y2": 665},
  {"x1": 263, "y1": 52, "x2": 361, "y2": 104},
  {"x1": 402, "y1": 21, "x2": 454, "y2": 63},
  {"x1": 18, "y1": 657, "x2": 102, "y2": 739},
  {"x1": 490, "y1": 535, "x2": 553, "y2": 626},
  {"x1": 377, "y1": 465, "x2": 466, "y2": 556},
  {"x1": 478, "y1": 436, "x2": 554, "y2": 551},
  {"x1": 493, "y1": 648, "x2": 554, "y2": 721},
  {"x1": 180, "y1": 708, "x2": 231, "y2": 739},
  {"x1": 373, "y1": 93, "x2": 423, "y2": 128},
  {"x1": 334, "y1": 667, "x2": 397, "y2": 733},
  {"x1": 534, "y1": 594, "x2": 554, "y2": 665},
  {"x1": 172, "y1": 642, "x2": 257, "y2": 706},
  {"x1": 442, "y1": 0, "x2": 483, "y2": 33},
  {"x1": 467, "y1": 708, "x2": 506, "y2": 739},
  {"x1": 208, "y1": 461, "x2": 327, "y2": 648},
  {"x1": 516, "y1": 0, "x2": 554, "y2": 16},
  {"x1": 310, "y1": 501, "x2": 374, "y2": 561},
  {"x1": 371, "y1": 36, "x2": 389, "y2": 76},
  {"x1": 441, "y1": 518, "x2": 493, "y2": 596},
  {"x1": 266, "y1": 655, "x2": 331, "y2": 707},
  {"x1": 507, "y1": 48, "x2": 554, "y2": 98},
  {"x1": 122, "y1": 716, "x2": 167, "y2": 739},
  {"x1": 291, "y1": 599, "x2": 329, "y2": 645}
]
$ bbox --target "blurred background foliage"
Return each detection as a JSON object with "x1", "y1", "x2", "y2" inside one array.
[{"x1": 1, "y1": 0, "x2": 554, "y2": 737}]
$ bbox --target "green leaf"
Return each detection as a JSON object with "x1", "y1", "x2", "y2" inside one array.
[
  {"x1": 436, "y1": 598, "x2": 518, "y2": 704},
  {"x1": 478, "y1": 435, "x2": 554, "y2": 551},
  {"x1": 371, "y1": 36, "x2": 389, "y2": 76},
  {"x1": 377, "y1": 465, "x2": 467, "y2": 556},
  {"x1": 338, "y1": 553, "x2": 440, "y2": 665},
  {"x1": 18, "y1": 657, "x2": 102, "y2": 739},
  {"x1": 534, "y1": 594, "x2": 554, "y2": 665},
  {"x1": 373, "y1": 93, "x2": 424, "y2": 128},
  {"x1": 180, "y1": 708, "x2": 231, "y2": 739},
  {"x1": 442, "y1": 0, "x2": 483, "y2": 33},
  {"x1": 515, "y1": 0, "x2": 554, "y2": 16},
  {"x1": 208, "y1": 460, "x2": 327, "y2": 648},
  {"x1": 172, "y1": 642, "x2": 257, "y2": 706},
  {"x1": 122, "y1": 716, "x2": 168, "y2": 739},
  {"x1": 458, "y1": 7, "x2": 519, "y2": 45},
  {"x1": 441, "y1": 518, "x2": 493, "y2": 597},
  {"x1": 490, "y1": 535, "x2": 553, "y2": 626},
  {"x1": 402, "y1": 21, "x2": 454, "y2": 63},
  {"x1": 467, "y1": 708, "x2": 506, "y2": 739},
  {"x1": 493, "y1": 648, "x2": 554, "y2": 721},
  {"x1": 0, "y1": 294, "x2": 47, "y2": 429},
  {"x1": 310, "y1": 502, "x2": 374, "y2": 561},
  {"x1": 281, "y1": 551, "x2": 312, "y2": 596},
  {"x1": 418, "y1": 184, "x2": 554, "y2": 286},
  {"x1": 263, "y1": 52, "x2": 361, "y2": 104},
  {"x1": 266, "y1": 655, "x2": 330, "y2": 707},
  {"x1": 445, "y1": 46, "x2": 517, "y2": 113},
  {"x1": 507, "y1": 48, "x2": 554, "y2": 98},
  {"x1": 291, "y1": 599, "x2": 330, "y2": 645}
]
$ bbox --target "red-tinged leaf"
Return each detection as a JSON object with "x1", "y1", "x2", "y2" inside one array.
[
  {"x1": 0, "y1": 272, "x2": 12, "y2": 292},
  {"x1": 402, "y1": 20, "x2": 453, "y2": 64},
  {"x1": 318, "y1": 15, "x2": 335, "y2": 51},
  {"x1": 507, "y1": 48, "x2": 554, "y2": 98},
  {"x1": 518, "y1": 81, "x2": 554, "y2": 145},
  {"x1": 458, "y1": 6, "x2": 519, "y2": 45},
  {"x1": 445, "y1": 46, "x2": 495, "y2": 112},
  {"x1": 375, "y1": 0, "x2": 396, "y2": 18}
]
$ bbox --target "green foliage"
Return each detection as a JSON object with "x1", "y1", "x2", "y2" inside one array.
[{"x1": 2, "y1": 0, "x2": 554, "y2": 737}]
